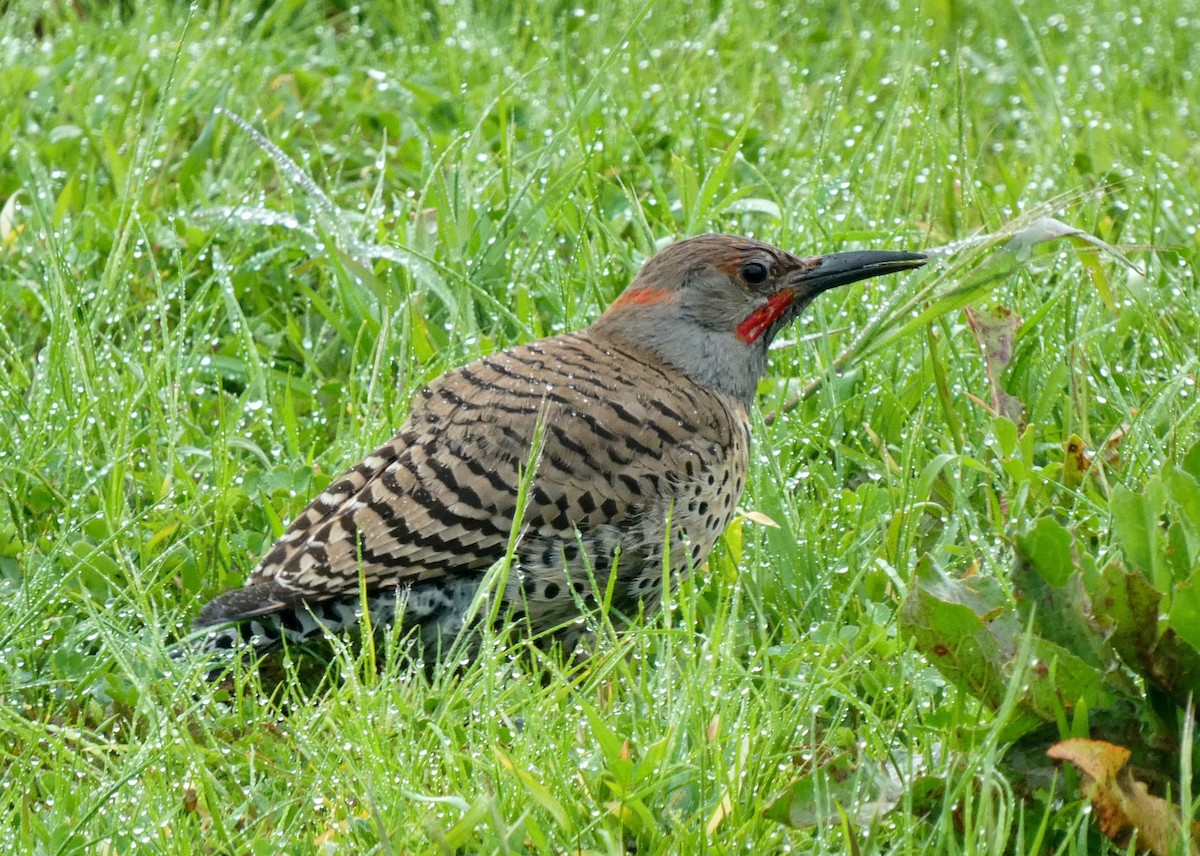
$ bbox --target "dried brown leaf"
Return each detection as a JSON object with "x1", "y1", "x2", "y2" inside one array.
[{"x1": 1048, "y1": 738, "x2": 1200, "y2": 855}]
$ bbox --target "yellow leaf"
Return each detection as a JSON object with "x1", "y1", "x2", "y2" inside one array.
[
  {"x1": 0, "y1": 190, "x2": 20, "y2": 250},
  {"x1": 738, "y1": 509, "x2": 780, "y2": 528},
  {"x1": 314, "y1": 819, "x2": 349, "y2": 846},
  {"x1": 1048, "y1": 738, "x2": 1200, "y2": 855},
  {"x1": 1063, "y1": 435, "x2": 1091, "y2": 489},
  {"x1": 723, "y1": 517, "x2": 744, "y2": 566},
  {"x1": 705, "y1": 792, "x2": 733, "y2": 837}
]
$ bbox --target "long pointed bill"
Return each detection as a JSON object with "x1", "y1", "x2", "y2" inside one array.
[
  {"x1": 735, "y1": 250, "x2": 926, "y2": 344},
  {"x1": 791, "y1": 250, "x2": 928, "y2": 297}
]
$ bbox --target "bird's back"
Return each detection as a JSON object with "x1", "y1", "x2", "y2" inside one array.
[{"x1": 193, "y1": 329, "x2": 751, "y2": 656}]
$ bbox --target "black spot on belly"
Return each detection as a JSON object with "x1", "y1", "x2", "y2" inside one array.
[{"x1": 544, "y1": 582, "x2": 561, "y2": 600}]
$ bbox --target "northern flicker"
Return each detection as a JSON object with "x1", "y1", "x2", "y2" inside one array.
[{"x1": 186, "y1": 234, "x2": 924, "y2": 670}]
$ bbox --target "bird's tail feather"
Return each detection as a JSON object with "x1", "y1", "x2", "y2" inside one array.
[
  {"x1": 168, "y1": 589, "x2": 406, "y2": 675},
  {"x1": 169, "y1": 579, "x2": 482, "y2": 679}
]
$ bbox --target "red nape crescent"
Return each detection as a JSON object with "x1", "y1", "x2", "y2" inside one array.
[
  {"x1": 735, "y1": 290, "x2": 796, "y2": 344},
  {"x1": 607, "y1": 287, "x2": 672, "y2": 311}
]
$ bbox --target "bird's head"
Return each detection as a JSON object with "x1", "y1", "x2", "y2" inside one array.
[{"x1": 591, "y1": 234, "x2": 926, "y2": 404}]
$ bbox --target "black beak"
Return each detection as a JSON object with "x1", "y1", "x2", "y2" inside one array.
[{"x1": 792, "y1": 250, "x2": 926, "y2": 297}]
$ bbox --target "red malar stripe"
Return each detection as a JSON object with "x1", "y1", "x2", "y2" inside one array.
[{"x1": 735, "y1": 291, "x2": 795, "y2": 344}]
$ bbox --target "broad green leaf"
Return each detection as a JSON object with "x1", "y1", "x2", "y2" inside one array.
[
  {"x1": 1110, "y1": 481, "x2": 1167, "y2": 589},
  {"x1": 1167, "y1": 572, "x2": 1200, "y2": 653},
  {"x1": 1093, "y1": 563, "x2": 1200, "y2": 709},
  {"x1": 994, "y1": 416, "x2": 1019, "y2": 458},
  {"x1": 1166, "y1": 519, "x2": 1195, "y2": 577},
  {"x1": 1182, "y1": 439, "x2": 1200, "y2": 482},
  {"x1": 1023, "y1": 637, "x2": 1119, "y2": 721},
  {"x1": 1017, "y1": 517, "x2": 1075, "y2": 587},
  {"x1": 763, "y1": 756, "x2": 854, "y2": 828},
  {"x1": 1166, "y1": 465, "x2": 1200, "y2": 531},
  {"x1": 1165, "y1": 465, "x2": 1200, "y2": 564},
  {"x1": 1012, "y1": 550, "x2": 1120, "y2": 681},
  {"x1": 902, "y1": 557, "x2": 1116, "y2": 731}
]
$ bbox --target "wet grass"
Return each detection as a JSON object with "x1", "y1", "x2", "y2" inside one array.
[{"x1": 1, "y1": 0, "x2": 1198, "y2": 852}]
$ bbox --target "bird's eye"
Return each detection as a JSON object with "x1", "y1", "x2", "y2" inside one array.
[{"x1": 740, "y1": 262, "x2": 769, "y2": 285}]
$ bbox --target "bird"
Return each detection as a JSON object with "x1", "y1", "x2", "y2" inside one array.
[{"x1": 184, "y1": 234, "x2": 925, "y2": 672}]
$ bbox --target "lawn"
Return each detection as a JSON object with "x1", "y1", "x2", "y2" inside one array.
[{"x1": 2, "y1": 0, "x2": 1198, "y2": 852}]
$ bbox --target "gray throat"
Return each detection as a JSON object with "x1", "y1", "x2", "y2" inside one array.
[{"x1": 592, "y1": 321, "x2": 768, "y2": 407}]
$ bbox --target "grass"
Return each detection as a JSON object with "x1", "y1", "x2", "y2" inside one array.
[{"x1": 1, "y1": 0, "x2": 1198, "y2": 852}]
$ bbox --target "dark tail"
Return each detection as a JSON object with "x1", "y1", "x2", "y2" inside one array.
[{"x1": 170, "y1": 579, "x2": 482, "y2": 678}]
